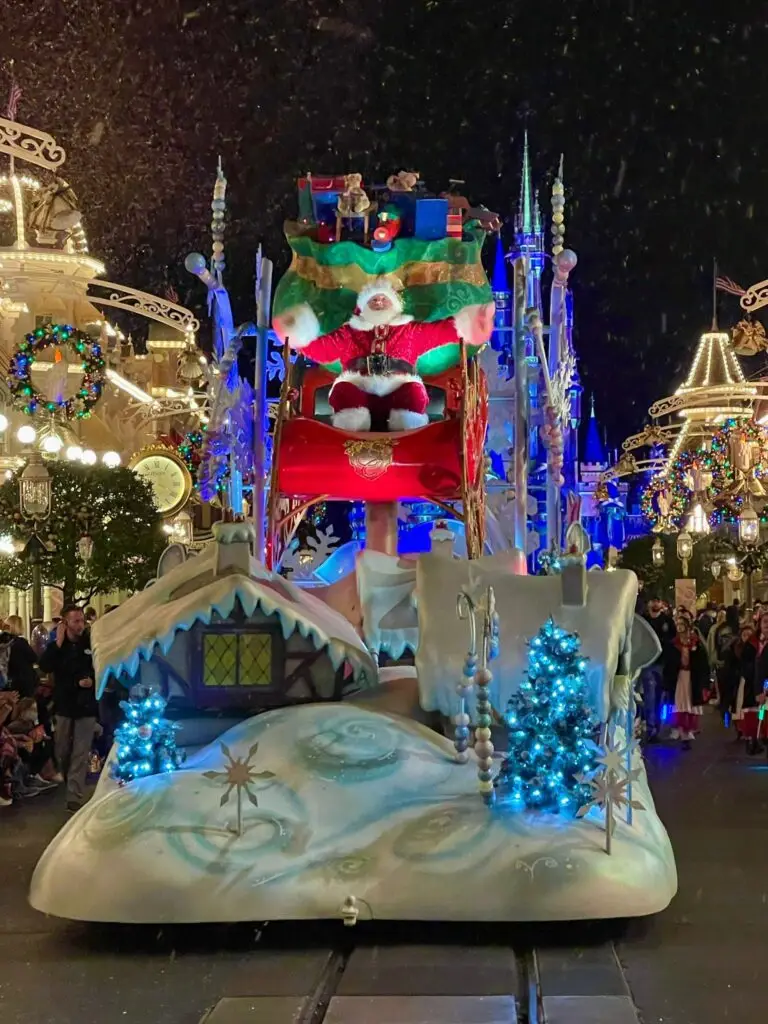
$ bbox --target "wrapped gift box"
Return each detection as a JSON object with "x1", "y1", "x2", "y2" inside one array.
[
  {"x1": 446, "y1": 211, "x2": 464, "y2": 238},
  {"x1": 297, "y1": 176, "x2": 351, "y2": 221},
  {"x1": 414, "y1": 197, "x2": 448, "y2": 240}
]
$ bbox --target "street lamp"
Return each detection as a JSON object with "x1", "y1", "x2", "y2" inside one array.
[
  {"x1": 738, "y1": 503, "x2": 760, "y2": 546},
  {"x1": 77, "y1": 532, "x2": 94, "y2": 563},
  {"x1": 19, "y1": 454, "x2": 52, "y2": 623},
  {"x1": 710, "y1": 559, "x2": 722, "y2": 579},
  {"x1": 727, "y1": 557, "x2": 744, "y2": 583},
  {"x1": 677, "y1": 529, "x2": 693, "y2": 577},
  {"x1": 651, "y1": 536, "x2": 665, "y2": 567},
  {"x1": 20, "y1": 454, "x2": 52, "y2": 521},
  {"x1": 169, "y1": 508, "x2": 193, "y2": 546},
  {"x1": 685, "y1": 502, "x2": 710, "y2": 536}
]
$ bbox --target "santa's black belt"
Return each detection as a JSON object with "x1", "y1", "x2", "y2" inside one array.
[{"x1": 346, "y1": 356, "x2": 415, "y2": 375}]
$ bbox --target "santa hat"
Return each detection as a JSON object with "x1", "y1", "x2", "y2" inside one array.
[{"x1": 350, "y1": 276, "x2": 413, "y2": 330}]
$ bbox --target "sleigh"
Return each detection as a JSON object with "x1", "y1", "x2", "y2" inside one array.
[{"x1": 266, "y1": 339, "x2": 488, "y2": 569}]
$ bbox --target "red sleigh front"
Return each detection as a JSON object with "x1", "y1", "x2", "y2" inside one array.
[{"x1": 266, "y1": 343, "x2": 488, "y2": 569}]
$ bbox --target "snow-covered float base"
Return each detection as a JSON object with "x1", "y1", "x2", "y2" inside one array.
[{"x1": 30, "y1": 704, "x2": 677, "y2": 923}]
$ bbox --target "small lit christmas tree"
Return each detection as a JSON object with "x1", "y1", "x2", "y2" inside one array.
[
  {"x1": 495, "y1": 618, "x2": 599, "y2": 812},
  {"x1": 111, "y1": 687, "x2": 184, "y2": 784}
]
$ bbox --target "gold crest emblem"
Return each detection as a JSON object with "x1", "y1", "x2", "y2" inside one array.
[{"x1": 343, "y1": 438, "x2": 398, "y2": 480}]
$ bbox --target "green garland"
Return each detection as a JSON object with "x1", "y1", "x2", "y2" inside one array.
[{"x1": 8, "y1": 323, "x2": 105, "y2": 419}]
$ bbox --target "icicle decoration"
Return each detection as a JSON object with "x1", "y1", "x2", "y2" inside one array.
[
  {"x1": 454, "y1": 592, "x2": 477, "y2": 765},
  {"x1": 474, "y1": 586, "x2": 497, "y2": 805},
  {"x1": 551, "y1": 154, "x2": 565, "y2": 256},
  {"x1": 211, "y1": 157, "x2": 227, "y2": 281}
]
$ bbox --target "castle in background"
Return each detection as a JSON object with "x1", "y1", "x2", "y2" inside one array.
[{"x1": 486, "y1": 136, "x2": 643, "y2": 568}]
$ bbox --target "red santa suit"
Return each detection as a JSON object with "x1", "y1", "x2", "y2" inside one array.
[{"x1": 275, "y1": 279, "x2": 494, "y2": 432}]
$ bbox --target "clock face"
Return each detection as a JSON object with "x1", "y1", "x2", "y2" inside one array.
[{"x1": 132, "y1": 454, "x2": 190, "y2": 515}]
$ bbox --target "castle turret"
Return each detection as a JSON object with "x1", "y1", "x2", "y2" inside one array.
[
  {"x1": 584, "y1": 395, "x2": 607, "y2": 466},
  {"x1": 511, "y1": 131, "x2": 545, "y2": 318}
]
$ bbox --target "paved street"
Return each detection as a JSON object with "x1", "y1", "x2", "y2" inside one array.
[{"x1": 1, "y1": 712, "x2": 765, "y2": 1024}]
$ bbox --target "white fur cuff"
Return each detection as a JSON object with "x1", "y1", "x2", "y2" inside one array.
[
  {"x1": 275, "y1": 303, "x2": 321, "y2": 348},
  {"x1": 388, "y1": 409, "x2": 429, "y2": 431},
  {"x1": 453, "y1": 302, "x2": 496, "y2": 346},
  {"x1": 332, "y1": 407, "x2": 372, "y2": 432}
]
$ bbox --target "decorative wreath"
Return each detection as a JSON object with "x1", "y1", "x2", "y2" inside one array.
[
  {"x1": 641, "y1": 418, "x2": 768, "y2": 529},
  {"x1": 8, "y1": 323, "x2": 105, "y2": 420}
]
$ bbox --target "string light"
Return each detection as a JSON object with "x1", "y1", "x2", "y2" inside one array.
[
  {"x1": 642, "y1": 418, "x2": 768, "y2": 529},
  {"x1": 8, "y1": 323, "x2": 105, "y2": 420},
  {"x1": 111, "y1": 689, "x2": 184, "y2": 783}
]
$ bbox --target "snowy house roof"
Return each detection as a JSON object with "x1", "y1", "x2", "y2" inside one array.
[{"x1": 92, "y1": 522, "x2": 377, "y2": 695}]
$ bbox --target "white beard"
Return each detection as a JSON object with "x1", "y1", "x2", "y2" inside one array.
[{"x1": 359, "y1": 303, "x2": 402, "y2": 327}]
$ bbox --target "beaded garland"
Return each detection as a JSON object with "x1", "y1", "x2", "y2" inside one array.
[{"x1": 8, "y1": 323, "x2": 105, "y2": 420}]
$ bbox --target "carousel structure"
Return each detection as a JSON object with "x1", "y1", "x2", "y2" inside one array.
[
  {"x1": 597, "y1": 276, "x2": 768, "y2": 537},
  {"x1": 0, "y1": 108, "x2": 208, "y2": 478}
]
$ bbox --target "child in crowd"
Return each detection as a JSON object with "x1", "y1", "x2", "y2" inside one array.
[
  {"x1": 0, "y1": 691, "x2": 19, "y2": 806},
  {"x1": 7, "y1": 697, "x2": 58, "y2": 786}
]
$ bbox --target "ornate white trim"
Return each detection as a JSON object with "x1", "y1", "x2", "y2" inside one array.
[
  {"x1": 87, "y1": 280, "x2": 199, "y2": 334},
  {"x1": 600, "y1": 457, "x2": 666, "y2": 482},
  {"x1": 621, "y1": 424, "x2": 678, "y2": 452},
  {"x1": 648, "y1": 384, "x2": 758, "y2": 419},
  {"x1": 0, "y1": 117, "x2": 66, "y2": 170},
  {"x1": 741, "y1": 278, "x2": 768, "y2": 313}
]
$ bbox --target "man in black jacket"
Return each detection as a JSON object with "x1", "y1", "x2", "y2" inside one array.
[
  {"x1": 641, "y1": 594, "x2": 677, "y2": 740},
  {"x1": 39, "y1": 605, "x2": 96, "y2": 811}
]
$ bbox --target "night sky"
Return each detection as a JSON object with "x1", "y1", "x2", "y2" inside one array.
[{"x1": 6, "y1": 2, "x2": 768, "y2": 445}]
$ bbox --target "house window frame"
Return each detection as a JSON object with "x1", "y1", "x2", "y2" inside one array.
[{"x1": 191, "y1": 610, "x2": 285, "y2": 707}]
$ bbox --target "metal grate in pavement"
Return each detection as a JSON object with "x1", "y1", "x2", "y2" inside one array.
[
  {"x1": 324, "y1": 994, "x2": 518, "y2": 1023},
  {"x1": 202, "y1": 996, "x2": 305, "y2": 1022},
  {"x1": 541, "y1": 995, "x2": 640, "y2": 1023}
]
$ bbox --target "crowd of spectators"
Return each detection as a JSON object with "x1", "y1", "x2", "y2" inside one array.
[
  {"x1": 638, "y1": 591, "x2": 768, "y2": 752},
  {"x1": 0, "y1": 604, "x2": 118, "y2": 812}
]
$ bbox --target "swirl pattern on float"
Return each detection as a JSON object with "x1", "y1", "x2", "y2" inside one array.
[
  {"x1": 81, "y1": 785, "x2": 166, "y2": 850},
  {"x1": 297, "y1": 714, "x2": 400, "y2": 781}
]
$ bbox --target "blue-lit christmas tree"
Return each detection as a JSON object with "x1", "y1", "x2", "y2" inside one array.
[
  {"x1": 111, "y1": 688, "x2": 184, "y2": 784},
  {"x1": 496, "y1": 618, "x2": 599, "y2": 812}
]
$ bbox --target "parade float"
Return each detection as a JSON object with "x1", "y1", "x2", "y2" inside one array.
[{"x1": 30, "y1": 164, "x2": 677, "y2": 924}]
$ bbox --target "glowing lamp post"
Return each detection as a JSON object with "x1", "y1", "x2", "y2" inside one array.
[
  {"x1": 738, "y1": 504, "x2": 759, "y2": 547},
  {"x1": 170, "y1": 508, "x2": 193, "y2": 547},
  {"x1": 676, "y1": 529, "x2": 693, "y2": 578},
  {"x1": 710, "y1": 560, "x2": 722, "y2": 579},
  {"x1": 19, "y1": 454, "x2": 52, "y2": 623},
  {"x1": 651, "y1": 536, "x2": 665, "y2": 567},
  {"x1": 77, "y1": 532, "x2": 94, "y2": 563},
  {"x1": 686, "y1": 502, "x2": 710, "y2": 537}
]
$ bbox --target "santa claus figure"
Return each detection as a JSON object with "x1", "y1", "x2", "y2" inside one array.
[{"x1": 275, "y1": 277, "x2": 494, "y2": 432}]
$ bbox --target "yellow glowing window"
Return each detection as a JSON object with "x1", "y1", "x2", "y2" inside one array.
[{"x1": 202, "y1": 632, "x2": 273, "y2": 687}]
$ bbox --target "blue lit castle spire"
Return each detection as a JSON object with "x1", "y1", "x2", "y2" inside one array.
[
  {"x1": 585, "y1": 395, "x2": 607, "y2": 465},
  {"x1": 512, "y1": 131, "x2": 546, "y2": 329},
  {"x1": 577, "y1": 396, "x2": 630, "y2": 557},
  {"x1": 484, "y1": 135, "x2": 581, "y2": 562}
]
